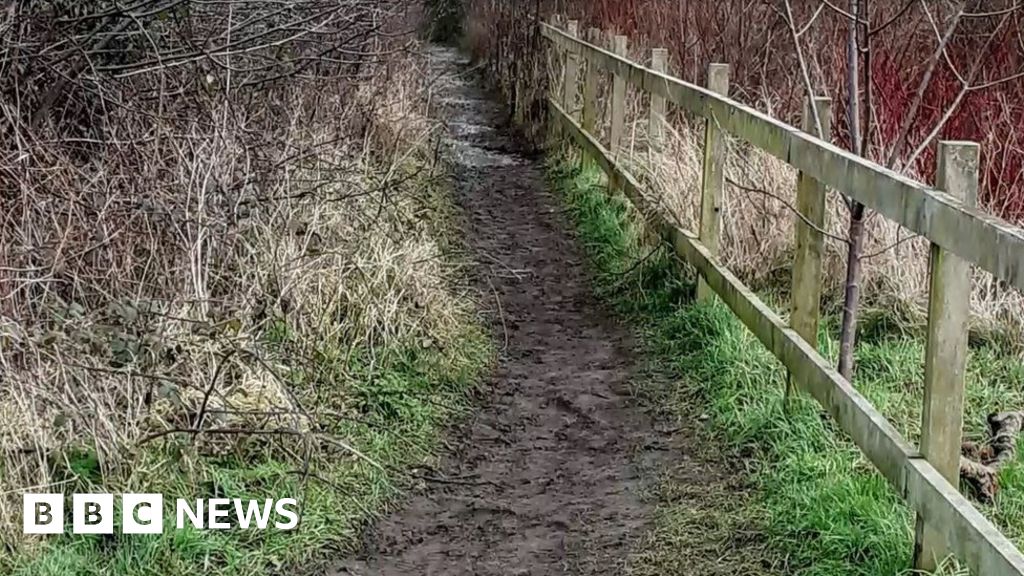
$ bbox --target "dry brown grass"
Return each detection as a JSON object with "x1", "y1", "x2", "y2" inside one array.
[{"x1": 0, "y1": 1, "x2": 478, "y2": 556}]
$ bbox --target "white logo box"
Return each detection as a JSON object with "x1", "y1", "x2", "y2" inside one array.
[{"x1": 23, "y1": 494, "x2": 298, "y2": 534}]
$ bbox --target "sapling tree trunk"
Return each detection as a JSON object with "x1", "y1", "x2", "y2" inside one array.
[{"x1": 837, "y1": 0, "x2": 867, "y2": 380}]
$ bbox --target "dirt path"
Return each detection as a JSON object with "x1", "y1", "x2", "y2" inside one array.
[{"x1": 331, "y1": 46, "x2": 721, "y2": 576}]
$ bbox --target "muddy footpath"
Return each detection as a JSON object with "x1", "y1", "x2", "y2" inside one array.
[{"x1": 331, "y1": 46, "x2": 742, "y2": 576}]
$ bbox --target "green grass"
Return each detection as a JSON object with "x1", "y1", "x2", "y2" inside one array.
[
  {"x1": 549, "y1": 153, "x2": 1024, "y2": 575},
  {"x1": 8, "y1": 332, "x2": 490, "y2": 576}
]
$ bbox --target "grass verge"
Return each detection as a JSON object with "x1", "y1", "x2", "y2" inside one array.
[
  {"x1": 550, "y1": 152, "x2": 1024, "y2": 575},
  {"x1": 10, "y1": 338, "x2": 489, "y2": 576}
]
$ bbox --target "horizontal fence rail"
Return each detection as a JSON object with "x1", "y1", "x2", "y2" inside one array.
[{"x1": 542, "y1": 17, "x2": 1024, "y2": 576}]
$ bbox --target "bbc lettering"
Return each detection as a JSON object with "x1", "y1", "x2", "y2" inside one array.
[{"x1": 23, "y1": 494, "x2": 299, "y2": 534}]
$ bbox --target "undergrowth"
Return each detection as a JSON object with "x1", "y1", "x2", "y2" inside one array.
[
  {"x1": 10, "y1": 334, "x2": 489, "y2": 576},
  {"x1": 4, "y1": 158, "x2": 492, "y2": 575},
  {"x1": 0, "y1": 3, "x2": 493, "y2": 573},
  {"x1": 550, "y1": 153, "x2": 1024, "y2": 575}
]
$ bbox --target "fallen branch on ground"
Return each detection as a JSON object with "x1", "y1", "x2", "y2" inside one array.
[{"x1": 960, "y1": 411, "x2": 1023, "y2": 503}]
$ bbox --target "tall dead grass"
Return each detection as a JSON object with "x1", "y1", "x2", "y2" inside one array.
[
  {"x1": 0, "y1": 0, "x2": 476, "y2": 556},
  {"x1": 624, "y1": 107, "x2": 1024, "y2": 348}
]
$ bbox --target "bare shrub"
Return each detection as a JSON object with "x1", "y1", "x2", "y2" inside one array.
[{"x1": 0, "y1": 0, "x2": 474, "y2": 555}]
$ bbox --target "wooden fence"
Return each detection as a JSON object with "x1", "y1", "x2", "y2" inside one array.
[{"x1": 542, "y1": 16, "x2": 1024, "y2": 576}]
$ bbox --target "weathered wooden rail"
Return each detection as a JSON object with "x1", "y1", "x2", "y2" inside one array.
[{"x1": 542, "y1": 16, "x2": 1024, "y2": 576}]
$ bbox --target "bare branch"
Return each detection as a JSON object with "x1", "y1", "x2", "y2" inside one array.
[
  {"x1": 783, "y1": 0, "x2": 824, "y2": 137},
  {"x1": 726, "y1": 176, "x2": 851, "y2": 245},
  {"x1": 797, "y1": 4, "x2": 826, "y2": 37},
  {"x1": 884, "y1": 3, "x2": 963, "y2": 167},
  {"x1": 963, "y1": 3, "x2": 1022, "y2": 18}
]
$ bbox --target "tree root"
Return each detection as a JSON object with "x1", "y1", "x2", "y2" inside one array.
[{"x1": 959, "y1": 411, "x2": 1023, "y2": 503}]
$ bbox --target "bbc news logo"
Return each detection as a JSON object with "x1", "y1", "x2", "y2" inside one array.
[{"x1": 23, "y1": 494, "x2": 300, "y2": 534}]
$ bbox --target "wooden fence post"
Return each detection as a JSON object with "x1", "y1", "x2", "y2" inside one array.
[
  {"x1": 913, "y1": 141, "x2": 979, "y2": 572},
  {"x1": 609, "y1": 34, "x2": 628, "y2": 156},
  {"x1": 562, "y1": 20, "x2": 579, "y2": 122},
  {"x1": 787, "y1": 96, "x2": 832, "y2": 402},
  {"x1": 648, "y1": 48, "x2": 667, "y2": 152},
  {"x1": 582, "y1": 27, "x2": 600, "y2": 136},
  {"x1": 696, "y1": 63, "x2": 730, "y2": 302}
]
